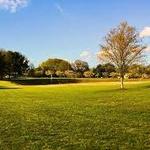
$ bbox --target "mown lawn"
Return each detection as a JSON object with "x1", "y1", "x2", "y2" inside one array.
[{"x1": 0, "y1": 81, "x2": 150, "y2": 149}]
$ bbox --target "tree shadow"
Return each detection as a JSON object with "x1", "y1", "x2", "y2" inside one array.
[
  {"x1": 95, "y1": 84, "x2": 150, "y2": 94},
  {"x1": 0, "y1": 86, "x2": 21, "y2": 90},
  {"x1": 93, "y1": 88, "x2": 128, "y2": 94},
  {"x1": 143, "y1": 85, "x2": 150, "y2": 89}
]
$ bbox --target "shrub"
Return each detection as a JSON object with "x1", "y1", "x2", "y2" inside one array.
[
  {"x1": 34, "y1": 70, "x2": 43, "y2": 77},
  {"x1": 142, "y1": 73, "x2": 150, "y2": 79},
  {"x1": 125, "y1": 73, "x2": 141, "y2": 79},
  {"x1": 45, "y1": 70, "x2": 55, "y2": 77},
  {"x1": 65, "y1": 70, "x2": 78, "y2": 78},
  {"x1": 83, "y1": 71, "x2": 95, "y2": 78},
  {"x1": 56, "y1": 71, "x2": 65, "y2": 77}
]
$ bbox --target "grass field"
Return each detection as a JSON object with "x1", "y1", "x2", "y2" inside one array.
[{"x1": 0, "y1": 81, "x2": 150, "y2": 149}]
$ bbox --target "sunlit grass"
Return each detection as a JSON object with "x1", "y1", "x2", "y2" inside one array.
[{"x1": 0, "y1": 81, "x2": 150, "y2": 149}]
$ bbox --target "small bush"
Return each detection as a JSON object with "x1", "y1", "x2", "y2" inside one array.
[
  {"x1": 83, "y1": 71, "x2": 95, "y2": 78},
  {"x1": 56, "y1": 71, "x2": 65, "y2": 77},
  {"x1": 65, "y1": 70, "x2": 78, "y2": 78}
]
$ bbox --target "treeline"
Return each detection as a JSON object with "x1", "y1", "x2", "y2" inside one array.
[
  {"x1": 28, "y1": 59, "x2": 90, "y2": 78},
  {"x1": 28, "y1": 58, "x2": 150, "y2": 79},
  {"x1": 1, "y1": 49, "x2": 150, "y2": 79}
]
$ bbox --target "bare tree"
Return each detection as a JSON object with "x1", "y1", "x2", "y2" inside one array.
[{"x1": 98, "y1": 22, "x2": 146, "y2": 89}]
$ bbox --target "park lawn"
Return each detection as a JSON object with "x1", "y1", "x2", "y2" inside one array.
[{"x1": 0, "y1": 81, "x2": 150, "y2": 149}]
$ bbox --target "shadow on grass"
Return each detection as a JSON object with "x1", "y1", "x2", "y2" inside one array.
[
  {"x1": 142, "y1": 85, "x2": 150, "y2": 89},
  {"x1": 0, "y1": 86, "x2": 20, "y2": 90},
  {"x1": 92, "y1": 88, "x2": 128, "y2": 95},
  {"x1": 95, "y1": 84, "x2": 150, "y2": 94}
]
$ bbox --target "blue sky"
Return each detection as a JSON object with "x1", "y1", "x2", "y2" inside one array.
[{"x1": 0, "y1": 0, "x2": 150, "y2": 67}]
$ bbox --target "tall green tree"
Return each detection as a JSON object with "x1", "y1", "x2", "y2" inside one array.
[
  {"x1": 72, "y1": 60, "x2": 89, "y2": 75},
  {"x1": 0, "y1": 49, "x2": 29, "y2": 79},
  {"x1": 94, "y1": 63, "x2": 116, "y2": 78},
  {"x1": 0, "y1": 50, "x2": 7, "y2": 79},
  {"x1": 40, "y1": 58, "x2": 72, "y2": 76},
  {"x1": 5, "y1": 51, "x2": 29, "y2": 78}
]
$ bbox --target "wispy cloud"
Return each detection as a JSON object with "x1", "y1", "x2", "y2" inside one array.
[
  {"x1": 0, "y1": 0, "x2": 28, "y2": 13},
  {"x1": 140, "y1": 27, "x2": 150, "y2": 38},
  {"x1": 80, "y1": 50, "x2": 94, "y2": 61},
  {"x1": 54, "y1": 3, "x2": 64, "y2": 14}
]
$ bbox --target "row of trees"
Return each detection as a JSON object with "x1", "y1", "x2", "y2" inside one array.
[
  {"x1": 0, "y1": 50, "x2": 149, "y2": 80},
  {"x1": 28, "y1": 59, "x2": 90, "y2": 78},
  {"x1": 27, "y1": 58, "x2": 150, "y2": 79}
]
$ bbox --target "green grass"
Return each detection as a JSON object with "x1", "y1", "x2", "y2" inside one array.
[{"x1": 0, "y1": 81, "x2": 150, "y2": 149}]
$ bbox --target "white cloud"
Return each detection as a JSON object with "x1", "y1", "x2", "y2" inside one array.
[
  {"x1": 80, "y1": 50, "x2": 91, "y2": 58},
  {"x1": 80, "y1": 50, "x2": 90, "y2": 57},
  {"x1": 0, "y1": 0, "x2": 28, "y2": 13},
  {"x1": 80, "y1": 50, "x2": 94, "y2": 62},
  {"x1": 140, "y1": 27, "x2": 150, "y2": 38}
]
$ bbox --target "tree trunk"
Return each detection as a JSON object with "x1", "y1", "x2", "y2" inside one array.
[
  {"x1": 120, "y1": 76, "x2": 124, "y2": 89},
  {"x1": 0, "y1": 75, "x2": 3, "y2": 80}
]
